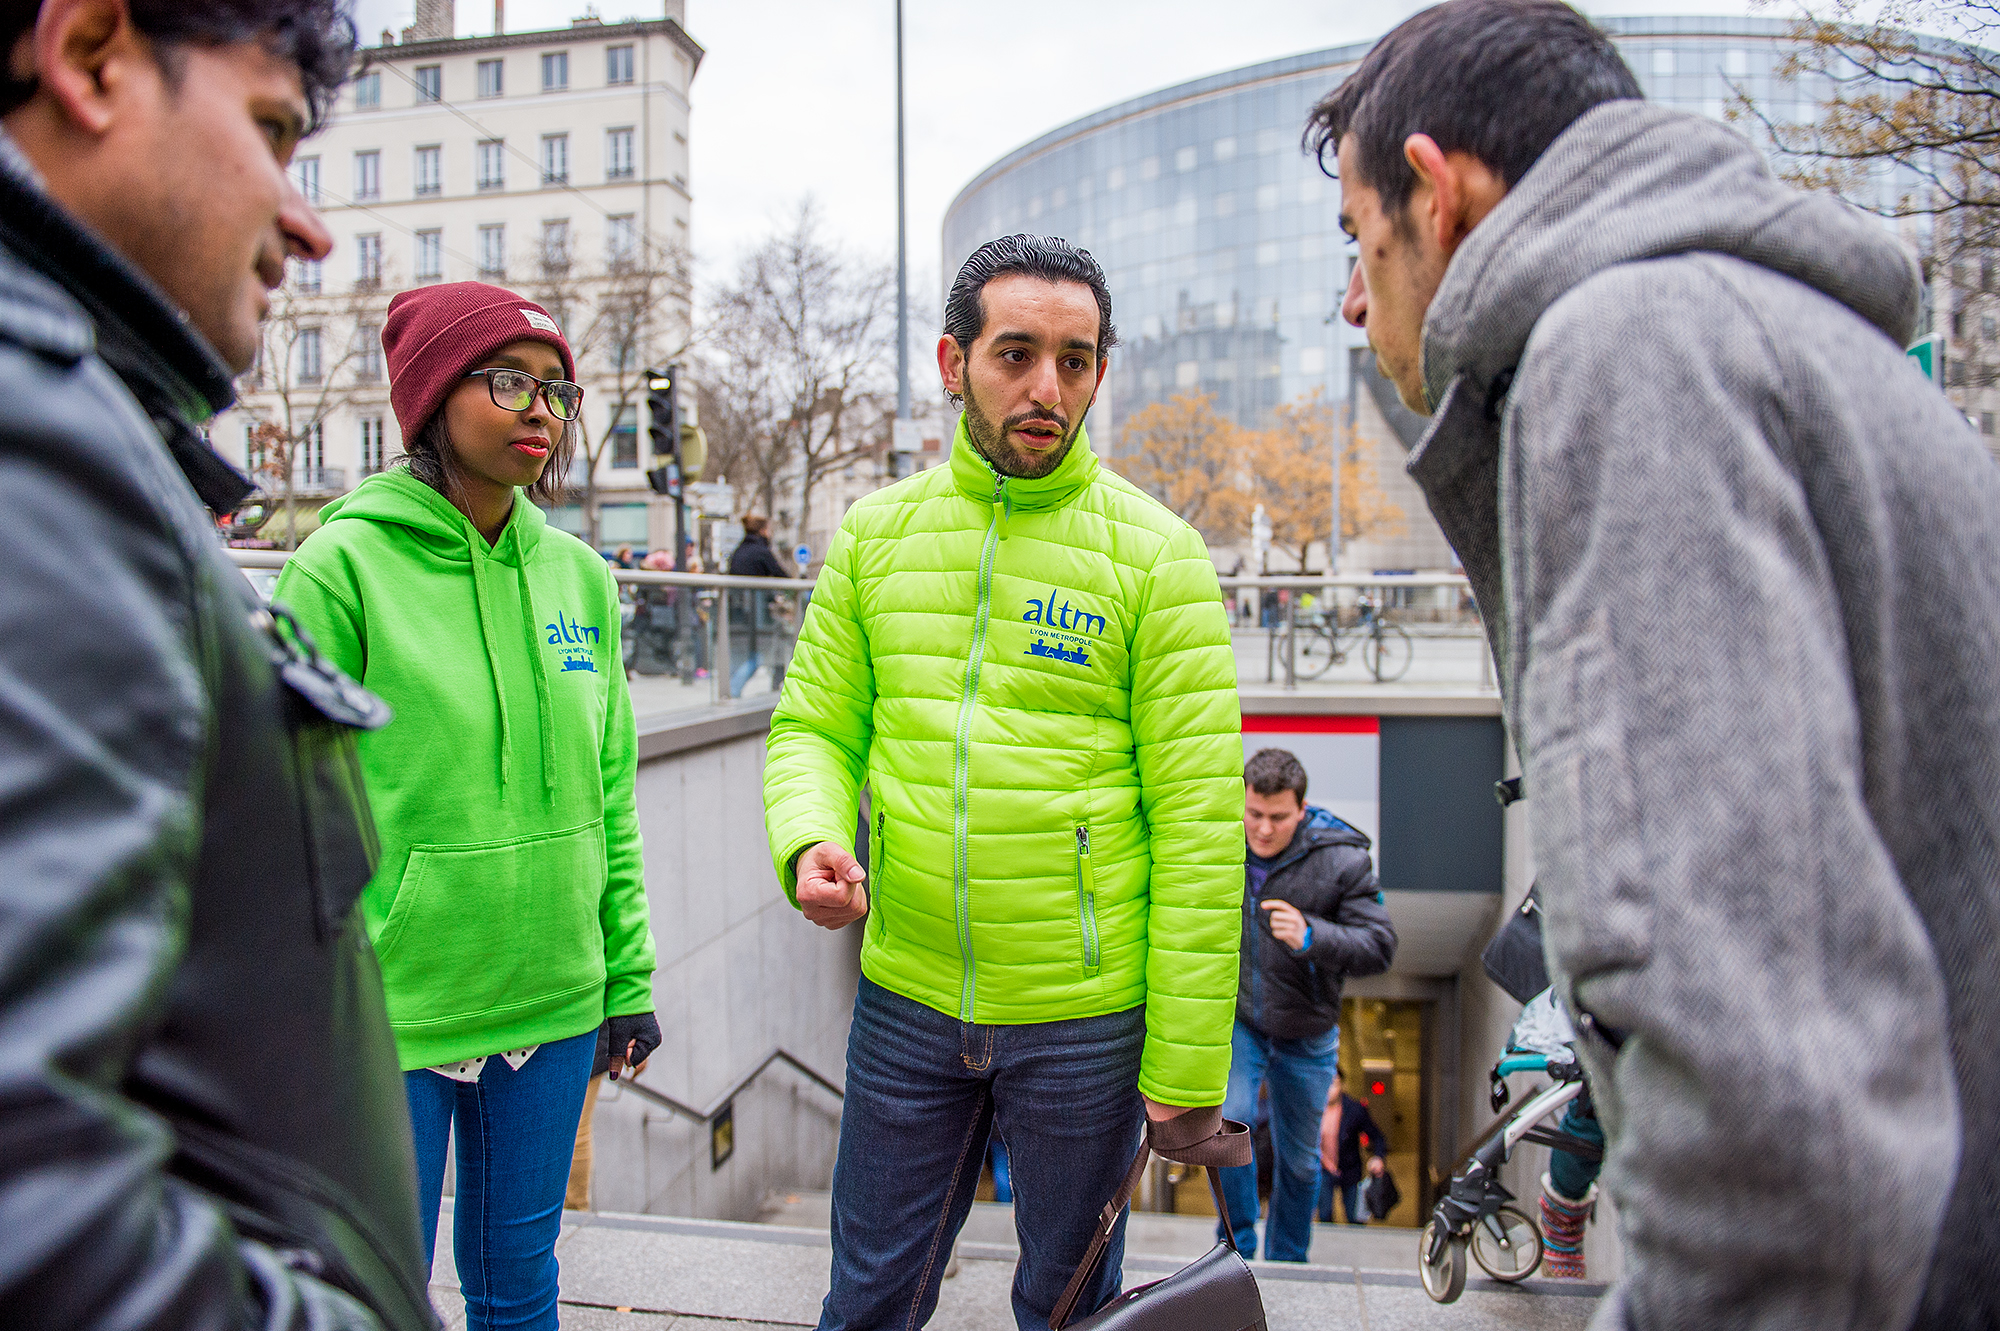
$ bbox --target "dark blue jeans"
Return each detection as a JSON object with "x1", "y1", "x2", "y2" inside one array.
[
  {"x1": 1218, "y1": 1020, "x2": 1339, "y2": 1261},
  {"x1": 406, "y1": 1028, "x2": 596, "y2": 1331},
  {"x1": 1316, "y1": 1169, "x2": 1365, "y2": 1224},
  {"x1": 822, "y1": 975, "x2": 1146, "y2": 1331}
]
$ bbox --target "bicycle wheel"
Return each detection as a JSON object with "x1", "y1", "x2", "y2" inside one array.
[
  {"x1": 1293, "y1": 623, "x2": 1341, "y2": 678},
  {"x1": 1470, "y1": 1204, "x2": 1544, "y2": 1282},
  {"x1": 1362, "y1": 623, "x2": 1414, "y2": 682},
  {"x1": 1418, "y1": 1216, "x2": 1468, "y2": 1304}
]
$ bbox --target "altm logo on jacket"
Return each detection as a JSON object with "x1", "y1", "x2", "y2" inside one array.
[
  {"x1": 545, "y1": 611, "x2": 600, "y2": 673},
  {"x1": 1023, "y1": 587, "x2": 1104, "y2": 667}
]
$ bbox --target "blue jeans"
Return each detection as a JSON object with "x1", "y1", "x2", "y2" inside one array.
[
  {"x1": 406, "y1": 1028, "x2": 597, "y2": 1331},
  {"x1": 730, "y1": 652, "x2": 760, "y2": 697},
  {"x1": 1218, "y1": 1020, "x2": 1339, "y2": 1261},
  {"x1": 822, "y1": 976, "x2": 1146, "y2": 1331},
  {"x1": 1316, "y1": 1169, "x2": 1365, "y2": 1224}
]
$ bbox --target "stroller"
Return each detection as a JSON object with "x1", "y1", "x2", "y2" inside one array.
[{"x1": 1416, "y1": 989, "x2": 1603, "y2": 1302}]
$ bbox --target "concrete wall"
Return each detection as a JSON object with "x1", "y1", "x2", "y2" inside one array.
[{"x1": 585, "y1": 727, "x2": 861, "y2": 1221}]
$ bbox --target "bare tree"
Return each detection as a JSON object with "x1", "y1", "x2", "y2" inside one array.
[
  {"x1": 526, "y1": 232, "x2": 694, "y2": 547},
  {"x1": 237, "y1": 270, "x2": 386, "y2": 547},
  {"x1": 702, "y1": 201, "x2": 897, "y2": 551}
]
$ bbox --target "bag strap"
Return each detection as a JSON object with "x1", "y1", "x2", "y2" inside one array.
[{"x1": 1048, "y1": 1107, "x2": 1253, "y2": 1330}]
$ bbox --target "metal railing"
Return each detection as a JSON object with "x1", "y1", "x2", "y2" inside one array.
[
  {"x1": 615, "y1": 1047, "x2": 844, "y2": 1128},
  {"x1": 1219, "y1": 573, "x2": 1489, "y2": 690}
]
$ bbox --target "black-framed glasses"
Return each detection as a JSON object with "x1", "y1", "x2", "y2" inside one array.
[{"x1": 465, "y1": 368, "x2": 584, "y2": 421}]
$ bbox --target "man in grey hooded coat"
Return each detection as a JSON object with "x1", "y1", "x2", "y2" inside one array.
[{"x1": 1316, "y1": 1, "x2": 2000, "y2": 1327}]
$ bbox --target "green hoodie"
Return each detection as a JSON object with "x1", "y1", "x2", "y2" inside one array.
[{"x1": 276, "y1": 469, "x2": 654, "y2": 1070}]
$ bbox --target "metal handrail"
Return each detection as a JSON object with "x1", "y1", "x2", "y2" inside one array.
[
  {"x1": 615, "y1": 1047, "x2": 844, "y2": 1126},
  {"x1": 1218, "y1": 573, "x2": 1471, "y2": 590},
  {"x1": 222, "y1": 546, "x2": 816, "y2": 593}
]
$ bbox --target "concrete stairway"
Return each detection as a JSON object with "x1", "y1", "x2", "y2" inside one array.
[{"x1": 429, "y1": 1198, "x2": 1606, "y2": 1331}]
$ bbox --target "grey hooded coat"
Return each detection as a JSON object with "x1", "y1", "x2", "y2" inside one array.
[{"x1": 1406, "y1": 100, "x2": 2000, "y2": 1329}]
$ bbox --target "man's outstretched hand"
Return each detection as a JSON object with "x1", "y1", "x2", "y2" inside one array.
[{"x1": 795, "y1": 841, "x2": 869, "y2": 929}]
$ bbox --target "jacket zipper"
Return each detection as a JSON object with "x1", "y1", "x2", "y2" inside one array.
[
  {"x1": 870, "y1": 806, "x2": 886, "y2": 936},
  {"x1": 1076, "y1": 825, "x2": 1100, "y2": 971},
  {"x1": 951, "y1": 474, "x2": 1005, "y2": 1021}
]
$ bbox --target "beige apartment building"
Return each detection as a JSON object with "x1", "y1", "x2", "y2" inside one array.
[{"x1": 214, "y1": 1, "x2": 701, "y2": 550}]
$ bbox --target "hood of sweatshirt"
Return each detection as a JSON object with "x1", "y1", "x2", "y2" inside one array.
[
  {"x1": 319, "y1": 469, "x2": 558, "y2": 796},
  {"x1": 1419, "y1": 99, "x2": 1920, "y2": 416}
]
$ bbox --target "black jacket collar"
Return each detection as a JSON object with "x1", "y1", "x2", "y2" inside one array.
[{"x1": 0, "y1": 135, "x2": 251, "y2": 514}]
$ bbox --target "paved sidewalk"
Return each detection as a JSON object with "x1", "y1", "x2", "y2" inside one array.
[{"x1": 426, "y1": 1204, "x2": 1604, "y2": 1331}]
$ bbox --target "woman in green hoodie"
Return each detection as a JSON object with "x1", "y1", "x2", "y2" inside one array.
[{"x1": 275, "y1": 283, "x2": 658, "y2": 1331}]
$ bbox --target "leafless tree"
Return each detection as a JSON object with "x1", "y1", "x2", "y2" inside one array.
[{"x1": 701, "y1": 201, "x2": 897, "y2": 550}]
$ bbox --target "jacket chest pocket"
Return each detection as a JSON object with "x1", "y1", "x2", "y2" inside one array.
[
  {"x1": 1075, "y1": 825, "x2": 1100, "y2": 974},
  {"x1": 266, "y1": 605, "x2": 392, "y2": 942}
]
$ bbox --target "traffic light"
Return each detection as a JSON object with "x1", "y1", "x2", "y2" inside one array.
[{"x1": 644, "y1": 366, "x2": 678, "y2": 496}]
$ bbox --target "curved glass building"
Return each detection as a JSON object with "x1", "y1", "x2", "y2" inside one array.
[{"x1": 942, "y1": 17, "x2": 1884, "y2": 444}]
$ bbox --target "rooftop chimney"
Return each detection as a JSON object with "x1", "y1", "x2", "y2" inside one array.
[
  {"x1": 406, "y1": 0, "x2": 453, "y2": 41},
  {"x1": 494, "y1": 0, "x2": 505, "y2": 35}
]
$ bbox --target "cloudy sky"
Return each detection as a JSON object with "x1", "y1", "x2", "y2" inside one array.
[{"x1": 346, "y1": 0, "x2": 1759, "y2": 291}]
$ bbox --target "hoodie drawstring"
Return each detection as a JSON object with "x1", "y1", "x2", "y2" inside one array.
[
  {"x1": 515, "y1": 552, "x2": 557, "y2": 803},
  {"x1": 467, "y1": 528, "x2": 515, "y2": 789}
]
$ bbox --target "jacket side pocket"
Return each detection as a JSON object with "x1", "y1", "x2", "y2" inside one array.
[
  {"x1": 1076, "y1": 825, "x2": 1100, "y2": 975},
  {"x1": 868, "y1": 805, "x2": 888, "y2": 943}
]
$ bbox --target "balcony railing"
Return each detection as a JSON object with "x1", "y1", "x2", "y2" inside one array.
[{"x1": 287, "y1": 466, "x2": 347, "y2": 495}]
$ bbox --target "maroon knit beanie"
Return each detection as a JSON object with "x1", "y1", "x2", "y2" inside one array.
[{"x1": 382, "y1": 282, "x2": 578, "y2": 442}]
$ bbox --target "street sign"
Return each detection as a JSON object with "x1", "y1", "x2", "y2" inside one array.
[
  {"x1": 794, "y1": 544, "x2": 812, "y2": 566},
  {"x1": 1908, "y1": 335, "x2": 1938, "y2": 380}
]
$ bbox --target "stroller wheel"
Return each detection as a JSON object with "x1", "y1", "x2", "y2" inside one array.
[
  {"x1": 1470, "y1": 1204, "x2": 1544, "y2": 1282},
  {"x1": 1419, "y1": 1216, "x2": 1468, "y2": 1303}
]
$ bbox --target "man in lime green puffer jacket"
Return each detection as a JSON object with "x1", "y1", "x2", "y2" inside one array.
[{"x1": 763, "y1": 235, "x2": 1243, "y2": 1330}]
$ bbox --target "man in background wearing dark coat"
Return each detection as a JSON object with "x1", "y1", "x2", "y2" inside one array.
[
  {"x1": 727, "y1": 513, "x2": 791, "y2": 696},
  {"x1": 1318, "y1": 1071, "x2": 1388, "y2": 1224},
  {"x1": 1219, "y1": 748, "x2": 1397, "y2": 1261}
]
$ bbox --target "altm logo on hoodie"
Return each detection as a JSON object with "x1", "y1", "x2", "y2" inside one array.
[
  {"x1": 1022, "y1": 587, "x2": 1105, "y2": 667},
  {"x1": 545, "y1": 611, "x2": 600, "y2": 673}
]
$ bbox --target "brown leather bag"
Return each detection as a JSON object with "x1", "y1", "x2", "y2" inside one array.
[{"x1": 1049, "y1": 1107, "x2": 1267, "y2": 1331}]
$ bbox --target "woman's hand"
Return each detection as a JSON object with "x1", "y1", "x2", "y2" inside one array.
[{"x1": 606, "y1": 1012, "x2": 662, "y2": 1080}]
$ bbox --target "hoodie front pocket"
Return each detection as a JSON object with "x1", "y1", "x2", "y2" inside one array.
[
  {"x1": 1075, "y1": 825, "x2": 1100, "y2": 974},
  {"x1": 373, "y1": 821, "x2": 607, "y2": 1025}
]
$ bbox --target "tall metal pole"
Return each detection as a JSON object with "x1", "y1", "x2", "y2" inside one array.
[{"x1": 894, "y1": 0, "x2": 910, "y2": 435}]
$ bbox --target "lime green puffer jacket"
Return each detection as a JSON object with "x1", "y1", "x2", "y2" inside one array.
[{"x1": 764, "y1": 420, "x2": 1244, "y2": 1105}]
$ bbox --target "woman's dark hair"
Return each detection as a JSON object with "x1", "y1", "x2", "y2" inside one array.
[
  {"x1": 943, "y1": 233, "x2": 1119, "y2": 362},
  {"x1": 2, "y1": 0, "x2": 357, "y2": 130},
  {"x1": 1303, "y1": 0, "x2": 1641, "y2": 220},
  {"x1": 399, "y1": 402, "x2": 575, "y2": 514},
  {"x1": 1246, "y1": 747, "x2": 1309, "y2": 804}
]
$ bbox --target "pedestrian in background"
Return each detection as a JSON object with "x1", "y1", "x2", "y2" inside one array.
[
  {"x1": 1321, "y1": 0, "x2": 2000, "y2": 1319},
  {"x1": 276, "y1": 282, "x2": 660, "y2": 1331},
  {"x1": 1221, "y1": 748, "x2": 1395, "y2": 1260},
  {"x1": 728, "y1": 513, "x2": 789, "y2": 697},
  {"x1": 1317, "y1": 1071, "x2": 1387, "y2": 1225},
  {"x1": 0, "y1": 2, "x2": 433, "y2": 1327}
]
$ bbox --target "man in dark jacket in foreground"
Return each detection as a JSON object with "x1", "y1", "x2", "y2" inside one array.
[
  {"x1": 1218, "y1": 748, "x2": 1395, "y2": 1260},
  {"x1": 1322, "y1": 1, "x2": 2000, "y2": 1323},
  {"x1": 0, "y1": 3, "x2": 432, "y2": 1328}
]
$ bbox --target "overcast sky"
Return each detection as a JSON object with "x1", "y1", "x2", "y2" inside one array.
[{"x1": 347, "y1": 0, "x2": 1759, "y2": 294}]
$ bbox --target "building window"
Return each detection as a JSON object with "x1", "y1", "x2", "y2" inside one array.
[
  {"x1": 354, "y1": 150, "x2": 380, "y2": 201},
  {"x1": 610, "y1": 406, "x2": 638, "y2": 468},
  {"x1": 353, "y1": 71, "x2": 380, "y2": 109},
  {"x1": 477, "y1": 59, "x2": 503, "y2": 97},
  {"x1": 1724, "y1": 48, "x2": 1749, "y2": 77},
  {"x1": 295, "y1": 155, "x2": 320, "y2": 204},
  {"x1": 415, "y1": 144, "x2": 441, "y2": 196},
  {"x1": 478, "y1": 224, "x2": 506, "y2": 278},
  {"x1": 356, "y1": 325, "x2": 383, "y2": 382},
  {"x1": 541, "y1": 133, "x2": 569, "y2": 186},
  {"x1": 540, "y1": 218, "x2": 571, "y2": 273},
  {"x1": 415, "y1": 64, "x2": 442, "y2": 101},
  {"x1": 299, "y1": 421, "x2": 325, "y2": 477},
  {"x1": 605, "y1": 126, "x2": 635, "y2": 180},
  {"x1": 297, "y1": 328, "x2": 323, "y2": 384},
  {"x1": 606, "y1": 213, "x2": 636, "y2": 265},
  {"x1": 1985, "y1": 412, "x2": 1996, "y2": 436},
  {"x1": 246, "y1": 423, "x2": 267, "y2": 474},
  {"x1": 1651, "y1": 48, "x2": 1676, "y2": 76},
  {"x1": 607, "y1": 44, "x2": 634, "y2": 84},
  {"x1": 355, "y1": 233, "x2": 382, "y2": 288},
  {"x1": 294, "y1": 258, "x2": 322, "y2": 294},
  {"x1": 415, "y1": 229, "x2": 443, "y2": 281},
  {"x1": 1983, "y1": 315, "x2": 1997, "y2": 340},
  {"x1": 360, "y1": 416, "x2": 386, "y2": 473},
  {"x1": 541, "y1": 51, "x2": 568, "y2": 90},
  {"x1": 477, "y1": 139, "x2": 505, "y2": 191}
]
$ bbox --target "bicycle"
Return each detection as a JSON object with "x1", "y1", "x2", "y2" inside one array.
[
  {"x1": 1416, "y1": 1046, "x2": 1601, "y2": 1302},
  {"x1": 1292, "y1": 593, "x2": 1415, "y2": 683}
]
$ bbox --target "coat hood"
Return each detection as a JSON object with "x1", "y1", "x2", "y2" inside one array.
[{"x1": 1420, "y1": 99, "x2": 1921, "y2": 414}]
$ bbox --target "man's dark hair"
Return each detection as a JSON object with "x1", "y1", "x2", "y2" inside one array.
[
  {"x1": 1303, "y1": 0, "x2": 1641, "y2": 218},
  {"x1": 1246, "y1": 748, "x2": 1309, "y2": 804},
  {"x1": 2, "y1": 1, "x2": 357, "y2": 131},
  {"x1": 943, "y1": 234, "x2": 1119, "y2": 370}
]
